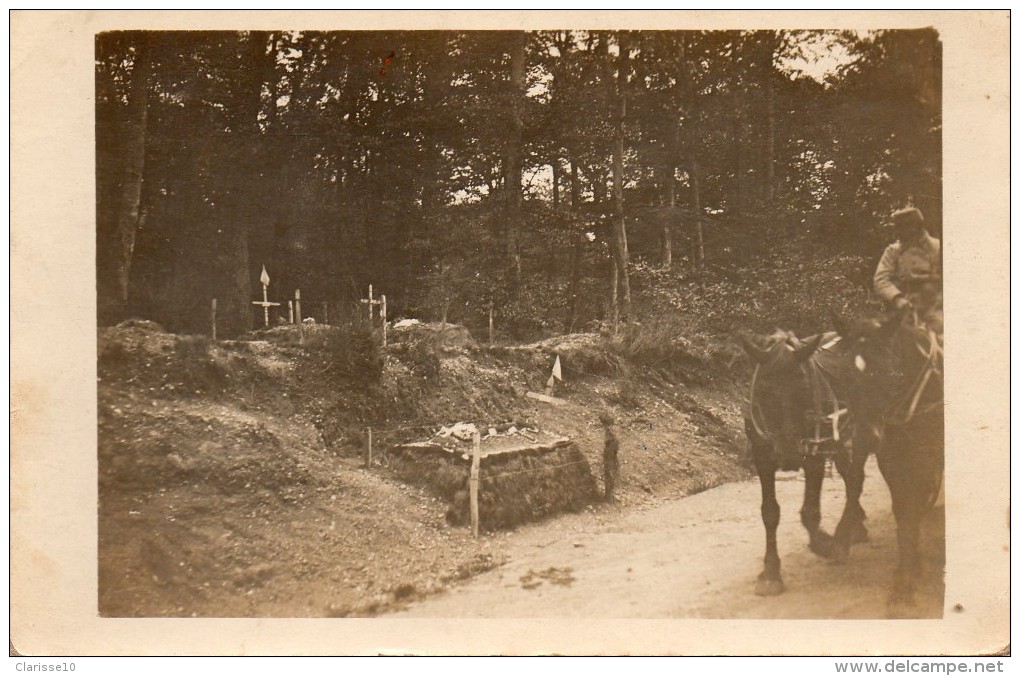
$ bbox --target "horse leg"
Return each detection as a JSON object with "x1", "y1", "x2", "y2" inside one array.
[
  {"x1": 801, "y1": 454, "x2": 835, "y2": 558},
  {"x1": 886, "y1": 472, "x2": 924, "y2": 613},
  {"x1": 750, "y1": 428, "x2": 784, "y2": 596},
  {"x1": 881, "y1": 420, "x2": 944, "y2": 616},
  {"x1": 873, "y1": 428, "x2": 930, "y2": 611},
  {"x1": 832, "y1": 446, "x2": 869, "y2": 563}
]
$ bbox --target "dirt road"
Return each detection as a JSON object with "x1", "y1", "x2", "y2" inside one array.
[{"x1": 392, "y1": 458, "x2": 944, "y2": 619}]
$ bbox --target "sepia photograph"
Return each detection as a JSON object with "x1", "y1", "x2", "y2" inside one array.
[{"x1": 11, "y1": 10, "x2": 1010, "y2": 657}]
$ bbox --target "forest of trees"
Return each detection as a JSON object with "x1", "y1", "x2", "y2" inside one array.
[{"x1": 96, "y1": 29, "x2": 941, "y2": 339}]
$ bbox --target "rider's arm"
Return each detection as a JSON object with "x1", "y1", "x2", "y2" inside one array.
[{"x1": 873, "y1": 243, "x2": 904, "y2": 304}]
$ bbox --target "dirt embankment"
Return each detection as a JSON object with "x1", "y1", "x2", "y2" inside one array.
[{"x1": 98, "y1": 320, "x2": 752, "y2": 617}]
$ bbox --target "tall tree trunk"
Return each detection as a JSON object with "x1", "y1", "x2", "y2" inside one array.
[
  {"x1": 113, "y1": 34, "x2": 151, "y2": 314},
  {"x1": 587, "y1": 165, "x2": 605, "y2": 204},
  {"x1": 504, "y1": 31, "x2": 526, "y2": 294},
  {"x1": 227, "y1": 31, "x2": 278, "y2": 335},
  {"x1": 760, "y1": 31, "x2": 781, "y2": 205},
  {"x1": 766, "y1": 74, "x2": 776, "y2": 203},
  {"x1": 413, "y1": 35, "x2": 454, "y2": 309},
  {"x1": 609, "y1": 258, "x2": 619, "y2": 328},
  {"x1": 661, "y1": 164, "x2": 674, "y2": 267},
  {"x1": 604, "y1": 32, "x2": 631, "y2": 322},
  {"x1": 567, "y1": 157, "x2": 583, "y2": 332},
  {"x1": 551, "y1": 159, "x2": 561, "y2": 209},
  {"x1": 732, "y1": 95, "x2": 745, "y2": 215},
  {"x1": 662, "y1": 113, "x2": 682, "y2": 268},
  {"x1": 96, "y1": 34, "x2": 129, "y2": 324},
  {"x1": 679, "y1": 35, "x2": 705, "y2": 276},
  {"x1": 691, "y1": 156, "x2": 705, "y2": 275},
  {"x1": 228, "y1": 226, "x2": 252, "y2": 335},
  {"x1": 590, "y1": 163, "x2": 613, "y2": 324}
]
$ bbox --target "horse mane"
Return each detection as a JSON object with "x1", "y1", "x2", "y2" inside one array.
[{"x1": 845, "y1": 312, "x2": 943, "y2": 424}]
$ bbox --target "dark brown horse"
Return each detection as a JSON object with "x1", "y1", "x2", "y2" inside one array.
[
  {"x1": 741, "y1": 330, "x2": 869, "y2": 596},
  {"x1": 837, "y1": 312, "x2": 944, "y2": 613}
]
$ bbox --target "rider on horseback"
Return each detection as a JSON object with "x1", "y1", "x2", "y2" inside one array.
[{"x1": 873, "y1": 207, "x2": 943, "y2": 342}]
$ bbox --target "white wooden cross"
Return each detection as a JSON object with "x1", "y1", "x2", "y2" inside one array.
[
  {"x1": 360, "y1": 284, "x2": 382, "y2": 321},
  {"x1": 252, "y1": 265, "x2": 281, "y2": 327},
  {"x1": 360, "y1": 285, "x2": 389, "y2": 346}
]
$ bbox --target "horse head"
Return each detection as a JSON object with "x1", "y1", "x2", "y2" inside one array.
[
  {"x1": 741, "y1": 331, "x2": 824, "y2": 467},
  {"x1": 836, "y1": 309, "x2": 943, "y2": 445}
]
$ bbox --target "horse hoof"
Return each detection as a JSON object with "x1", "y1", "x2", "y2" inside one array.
[
  {"x1": 755, "y1": 577, "x2": 785, "y2": 596},
  {"x1": 809, "y1": 533, "x2": 835, "y2": 558},
  {"x1": 852, "y1": 523, "x2": 869, "y2": 544},
  {"x1": 885, "y1": 580, "x2": 919, "y2": 618},
  {"x1": 830, "y1": 544, "x2": 851, "y2": 565}
]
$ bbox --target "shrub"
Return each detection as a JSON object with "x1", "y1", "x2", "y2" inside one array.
[
  {"x1": 606, "y1": 313, "x2": 720, "y2": 380},
  {"x1": 305, "y1": 324, "x2": 383, "y2": 385},
  {"x1": 175, "y1": 335, "x2": 229, "y2": 391},
  {"x1": 404, "y1": 333, "x2": 442, "y2": 380}
]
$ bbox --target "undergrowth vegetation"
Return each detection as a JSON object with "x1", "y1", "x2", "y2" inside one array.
[
  {"x1": 628, "y1": 231, "x2": 874, "y2": 341},
  {"x1": 301, "y1": 323, "x2": 384, "y2": 387}
]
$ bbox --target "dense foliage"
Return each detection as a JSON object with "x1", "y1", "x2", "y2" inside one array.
[{"x1": 97, "y1": 29, "x2": 940, "y2": 339}]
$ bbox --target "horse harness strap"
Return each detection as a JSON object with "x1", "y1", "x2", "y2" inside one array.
[
  {"x1": 802, "y1": 354, "x2": 849, "y2": 455},
  {"x1": 892, "y1": 329, "x2": 942, "y2": 424},
  {"x1": 748, "y1": 340, "x2": 850, "y2": 456},
  {"x1": 803, "y1": 356, "x2": 844, "y2": 446},
  {"x1": 749, "y1": 365, "x2": 769, "y2": 440}
]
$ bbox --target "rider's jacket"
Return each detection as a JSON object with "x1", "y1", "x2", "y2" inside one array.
[{"x1": 873, "y1": 232, "x2": 942, "y2": 334}]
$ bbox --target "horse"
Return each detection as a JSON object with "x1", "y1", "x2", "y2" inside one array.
[
  {"x1": 836, "y1": 311, "x2": 944, "y2": 613},
  {"x1": 740, "y1": 330, "x2": 870, "y2": 596}
]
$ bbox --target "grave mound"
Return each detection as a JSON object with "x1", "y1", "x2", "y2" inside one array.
[
  {"x1": 389, "y1": 321, "x2": 476, "y2": 350},
  {"x1": 389, "y1": 423, "x2": 599, "y2": 531}
]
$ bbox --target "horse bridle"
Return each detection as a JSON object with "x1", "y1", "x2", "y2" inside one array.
[{"x1": 887, "y1": 328, "x2": 943, "y2": 425}]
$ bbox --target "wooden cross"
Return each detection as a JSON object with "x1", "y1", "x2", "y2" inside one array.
[
  {"x1": 360, "y1": 285, "x2": 389, "y2": 347},
  {"x1": 251, "y1": 265, "x2": 281, "y2": 327},
  {"x1": 360, "y1": 284, "x2": 382, "y2": 321}
]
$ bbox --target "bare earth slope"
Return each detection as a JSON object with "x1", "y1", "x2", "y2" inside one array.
[{"x1": 98, "y1": 322, "x2": 756, "y2": 617}]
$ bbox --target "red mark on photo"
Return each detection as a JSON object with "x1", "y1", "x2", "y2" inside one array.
[{"x1": 380, "y1": 51, "x2": 396, "y2": 76}]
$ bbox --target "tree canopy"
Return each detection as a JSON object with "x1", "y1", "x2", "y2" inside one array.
[{"x1": 96, "y1": 29, "x2": 941, "y2": 338}]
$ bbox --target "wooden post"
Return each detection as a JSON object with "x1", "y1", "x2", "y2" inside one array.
[
  {"x1": 211, "y1": 298, "x2": 217, "y2": 341},
  {"x1": 470, "y1": 430, "x2": 480, "y2": 538},
  {"x1": 366, "y1": 426, "x2": 373, "y2": 468},
  {"x1": 442, "y1": 296, "x2": 449, "y2": 326},
  {"x1": 366, "y1": 284, "x2": 375, "y2": 321},
  {"x1": 322, "y1": 301, "x2": 328, "y2": 325},
  {"x1": 488, "y1": 303, "x2": 494, "y2": 345},
  {"x1": 380, "y1": 294, "x2": 387, "y2": 347},
  {"x1": 288, "y1": 300, "x2": 294, "y2": 324},
  {"x1": 295, "y1": 289, "x2": 304, "y2": 343}
]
